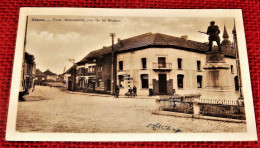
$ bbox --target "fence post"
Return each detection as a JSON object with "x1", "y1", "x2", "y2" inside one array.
[{"x1": 192, "y1": 99, "x2": 200, "y2": 115}]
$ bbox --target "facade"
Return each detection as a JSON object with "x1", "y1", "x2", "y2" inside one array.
[
  {"x1": 66, "y1": 25, "x2": 240, "y2": 97},
  {"x1": 44, "y1": 69, "x2": 58, "y2": 81},
  {"x1": 72, "y1": 49, "x2": 112, "y2": 93},
  {"x1": 116, "y1": 46, "x2": 237, "y2": 96},
  {"x1": 35, "y1": 69, "x2": 47, "y2": 85},
  {"x1": 19, "y1": 52, "x2": 36, "y2": 98}
]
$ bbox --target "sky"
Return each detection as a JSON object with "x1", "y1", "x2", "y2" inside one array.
[{"x1": 25, "y1": 15, "x2": 235, "y2": 74}]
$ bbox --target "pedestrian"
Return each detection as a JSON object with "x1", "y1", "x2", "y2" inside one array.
[
  {"x1": 115, "y1": 85, "x2": 120, "y2": 98},
  {"x1": 133, "y1": 86, "x2": 137, "y2": 97},
  {"x1": 128, "y1": 87, "x2": 133, "y2": 98}
]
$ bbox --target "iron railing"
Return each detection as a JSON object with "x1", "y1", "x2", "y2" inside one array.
[
  {"x1": 158, "y1": 95, "x2": 245, "y2": 120},
  {"x1": 153, "y1": 63, "x2": 172, "y2": 69}
]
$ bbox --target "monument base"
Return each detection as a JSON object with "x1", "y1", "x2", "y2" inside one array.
[
  {"x1": 201, "y1": 89, "x2": 238, "y2": 100},
  {"x1": 201, "y1": 51, "x2": 238, "y2": 101}
]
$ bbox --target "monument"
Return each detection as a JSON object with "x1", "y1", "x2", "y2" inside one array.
[{"x1": 201, "y1": 21, "x2": 237, "y2": 100}]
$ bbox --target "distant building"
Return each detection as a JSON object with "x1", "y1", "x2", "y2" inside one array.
[
  {"x1": 63, "y1": 66, "x2": 74, "y2": 91},
  {"x1": 35, "y1": 69, "x2": 47, "y2": 85},
  {"x1": 65, "y1": 25, "x2": 240, "y2": 97},
  {"x1": 57, "y1": 74, "x2": 64, "y2": 81},
  {"x1": 20, "y1": 52, "x2": 36, "y2": 98},
  {"x1": 44, "y1": 69, "x2": 58, "y2": 81}
]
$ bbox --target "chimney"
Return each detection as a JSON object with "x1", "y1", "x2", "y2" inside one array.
[
  {"x1": 181, "y1": 35, "x2": 188, "y2": 40},
  {"x1": 118, "y1": 38, "x2": 121, "y2": 43}
]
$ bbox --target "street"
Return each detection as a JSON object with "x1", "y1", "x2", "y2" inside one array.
[{"x1": 16, "y1": 86, "x2": 246, "y2": 133}]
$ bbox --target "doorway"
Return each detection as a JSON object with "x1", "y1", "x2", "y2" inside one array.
[{"x1": 159, "y1": 74, "x2": 167, "y2": 94}]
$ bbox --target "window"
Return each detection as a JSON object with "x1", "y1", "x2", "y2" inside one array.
[
  {"x1": 88, "y1": 66, "x2": 96, "y2": 73},
  {"x1": 119, "y1": 61, "x2": 123, "y2": 70},
  {"x1": 141, "y1": 74, "x2": 149, "y2": 88},
  {"x1": 230, "y1": 65, "x2": 234, "y2": 73},
  {"x1": 234, "y1": 76, "x2": 239, "y2": 91},
  {"x1": 178, "y1": 58, "x2": 182, "y2": 69},
  {"x1": 158, "y1": 57, "x2": 166, "y2": 68},
  {"x1": 78, "y1": 68, "x2": 85, "y2": 75},
  {"x1": 141, "y1": 58, "x2": 147, "y2": 69},
  {"x1": 197, "y1": 61, "x2": 201, "y2": 71},
  {"x1": 89, "y1": 66, "x2": 92, "y2": 72},
  {"x1": 177, "y1": 74, "x2": 184, "y2": 88},
  {"x1": 197, "y1": 75, "x2": 202, "y2": 88},
  {"x1": 97, "y1": 66, "x2": 102, "y2": 72}
]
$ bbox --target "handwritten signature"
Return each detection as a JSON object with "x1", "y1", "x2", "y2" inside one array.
[{"x1": 146, "y1": 123, "x2": 182, "y2": 133}]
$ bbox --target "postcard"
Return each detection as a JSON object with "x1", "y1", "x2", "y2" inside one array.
[{"x1": 6, "y1": 8, "x2": 257, "y2": 141}]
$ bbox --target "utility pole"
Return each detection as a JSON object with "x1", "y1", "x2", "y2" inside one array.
[{"x1": 110, "y1": 33, "x2": 116, "y2": 95}]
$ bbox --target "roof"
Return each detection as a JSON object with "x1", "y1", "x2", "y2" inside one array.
[
  {"x1": 78, "y1": 32, "x2": 236, "y2": 63},
  {"x1": 36, "y1": 69, "x2": 46, "y2": 77},
  {"x1": 44, "y1": 69, "x2": 57, "y2": 76},
  {"x1": 223, "y1": 25, "x2": 229, "y2": 38}
]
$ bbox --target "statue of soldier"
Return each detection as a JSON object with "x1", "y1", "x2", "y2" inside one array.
[{"x1": 206, "y1": 21, "x2": 222, "y2": 52}]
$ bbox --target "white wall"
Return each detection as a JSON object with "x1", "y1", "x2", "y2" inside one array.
[
  {"x1": 47, "y1": 75, "x2": 58, "y2": 81},
  {"x1": 117, "y1": 47, "x2": 238, "y2": 96}
]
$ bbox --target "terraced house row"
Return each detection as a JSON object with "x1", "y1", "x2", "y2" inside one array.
[{"x1": 64, "y1": 25, "x2": 240, "y2": 97}]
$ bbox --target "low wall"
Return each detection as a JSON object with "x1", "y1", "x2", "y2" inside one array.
[{"x1": 154, "y1": 96, "x2": 246, "y2": 122}]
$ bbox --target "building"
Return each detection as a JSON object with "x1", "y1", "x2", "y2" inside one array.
[
  {"x1": 44, "y1": 69, "x2": 58, "y2": 81},
  {"x1": 35, "y1": 69, "x2": 47, "y2": 85},
  {"x1": 19, "y1": 52, "x2": 36, "y2": 99},
  {"x1": 63, "y1": 66, "x2": 74, "y2": 90},
  {"x1": 71, "y1": 46, "x2": 113, "y2": 93},
  {"x1": 66, "y1": 25, "x2": 240, "y2": 97}
]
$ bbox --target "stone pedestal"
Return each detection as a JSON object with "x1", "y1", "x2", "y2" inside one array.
[
  {"x1": 192, "y1": 99, "x2": 200, "y2": 115},
  {"x1": 202, "y1": 51, "x2": 237, "y2": 100}
]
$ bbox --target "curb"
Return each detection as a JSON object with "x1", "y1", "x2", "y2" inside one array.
[{"x1": 64, "y1": 91, "x2": 111, "y2": 97}]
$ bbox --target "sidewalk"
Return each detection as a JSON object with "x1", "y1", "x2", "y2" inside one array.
[
  {"x1": 64, "y1": 90, "x2": 159, "y2": 99},
  {"x1": 64, "y1": 90, "x2": 111, "y2": 97}
]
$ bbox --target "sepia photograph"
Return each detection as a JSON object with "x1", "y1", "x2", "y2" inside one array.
[{"x1": 6, "y1": 8, "x2": 257, "y2": 141}]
